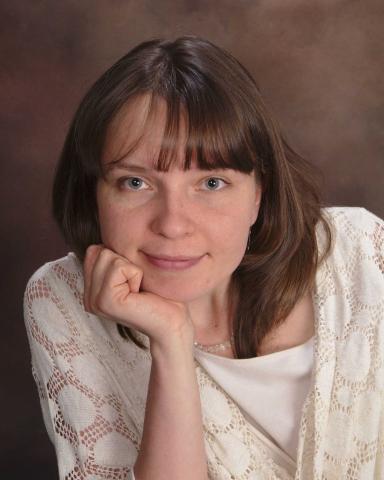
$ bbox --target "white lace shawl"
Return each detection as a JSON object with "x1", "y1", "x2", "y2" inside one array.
[{"x1": 24, "y1": 206, "x2": 384, "y2": 479}]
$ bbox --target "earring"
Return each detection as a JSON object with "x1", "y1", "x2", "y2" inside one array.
[{"x1": 246, "y1": 229, "x2": 252, "y2": 252}]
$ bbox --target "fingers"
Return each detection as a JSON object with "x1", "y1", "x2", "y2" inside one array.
[
  {"x1": 83, "y1": 245, "x2": 143, "y2": 318},
  {"x1": 125, "y1": 270, "x2": 143, "y2": 294},
  {"x1": 88, "y1": 248, "x2": 117, "y2": 312},
  {"x1": 83, "y1": 244, "x2": 103, "y2": 312},
  {"x1": 82, "y1": 245, "x2": 193, "y2": 344},
  {"x1": 96, "y1": 261, "x2": 143, "y2": 313}
]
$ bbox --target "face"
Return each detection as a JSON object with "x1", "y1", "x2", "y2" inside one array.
[{"x1": 97, "y1": 95, "x2": 262, "y2": 304}]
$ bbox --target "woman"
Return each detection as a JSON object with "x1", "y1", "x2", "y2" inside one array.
[{"x1": 24, "y1": 36, "x2": 384, "y2": 479}]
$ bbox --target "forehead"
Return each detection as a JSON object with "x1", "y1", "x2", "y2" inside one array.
[
  {"x1": 101, "y1": 94, "x2": 188, "y2": 170},
  {"x1": 100, "y1": 92, "x2": 257, "y2": 176}
]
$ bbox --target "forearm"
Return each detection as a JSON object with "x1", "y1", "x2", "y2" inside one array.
[{"x1": 133, "y1": 334, "x2": 208, "y2": 480}]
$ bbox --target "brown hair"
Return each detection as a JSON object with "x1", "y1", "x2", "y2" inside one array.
[{"x1": 53, "y1": 36, "x2": 332, "y2": 358}]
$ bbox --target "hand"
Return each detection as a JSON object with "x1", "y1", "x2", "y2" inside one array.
[{"x1": 83, "y1": 245, "x2": 194, "y2": 349}]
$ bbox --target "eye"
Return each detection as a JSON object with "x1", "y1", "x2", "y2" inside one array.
[
  {"x1": 118, "y1": 177, "x2": 149, "y2": 191},
  {"x1": 201, "y1": 177, "x2": 228, "y2": 191}
]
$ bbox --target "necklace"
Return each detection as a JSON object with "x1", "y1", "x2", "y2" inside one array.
[{"x1": 193, "y1": 334, "x2": 235, "y2": 353}]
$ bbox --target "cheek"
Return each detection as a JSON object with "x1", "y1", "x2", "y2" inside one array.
[
  {"x1": 98, "y1": 201, "x2": 139, "y2": 251},
  {"x1": 210, "y1": 211, "x2": 250, "y2": 255}
]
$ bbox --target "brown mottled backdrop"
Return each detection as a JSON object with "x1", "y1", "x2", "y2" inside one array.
[{"x1": 1, "y1": 0, "x2": 383, "y2": 477}]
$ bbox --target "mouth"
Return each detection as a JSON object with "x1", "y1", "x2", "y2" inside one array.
[{"x1": 142, "y1": 252, "x2": 206, "y2": 271}]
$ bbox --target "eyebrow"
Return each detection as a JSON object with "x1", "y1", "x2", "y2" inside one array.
[
  {"x1": 103, "y1": 156, "x2": 155, "y2": 174},
  {"x1": 105, "y1": 162, "x2": 149, "y2": 173},
  {"x1": 103, "y1": 155, "x2": 235, "y2": 176}
]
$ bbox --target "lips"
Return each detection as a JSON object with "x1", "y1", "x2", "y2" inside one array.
[
  {"x1": 145, "y1": 253, "x2": 202, "y2": 261},
  {"x1": 143, "y1": 252, "x2": 205, "y2": 271}
]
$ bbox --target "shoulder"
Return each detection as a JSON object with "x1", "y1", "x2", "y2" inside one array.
[
  {"x1": 322, "y1": 205, "x2": 384, "y2": 230},
  {"x1": 319, "y1": 206, "x2": 383, "y2": 255},
  {"x1": 25, "y1": 252, "x2": 82, "y2": 289},
  {"x1": 24, "y1": 252, "x2": 83, "y2": 304},
  {"x1": 23, "y1": 253, "x2": 85, "y2": 341}
]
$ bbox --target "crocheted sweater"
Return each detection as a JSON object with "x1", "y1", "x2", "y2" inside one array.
[{"x1": 24, "y1": 207, "x2": 384, "y2": 479}]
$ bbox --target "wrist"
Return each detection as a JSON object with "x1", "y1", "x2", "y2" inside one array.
[{"x1": 150, "y1": 327, "x2": 194, "y2": 360}]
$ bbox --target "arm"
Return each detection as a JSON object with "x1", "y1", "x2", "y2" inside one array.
[
  {"x1": 133, "y1": 334, "x2": 208, "y2": 480},
  {"x1": 83, "y1": 246, "x2": 209, "y2": 480},
  {"x1": 23, "y1": 263, "x2": 140, "y2": 479}
]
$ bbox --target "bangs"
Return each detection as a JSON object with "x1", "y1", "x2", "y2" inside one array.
[{"x1": 104, "y1": 89, "x2": 259, "y2": 175}]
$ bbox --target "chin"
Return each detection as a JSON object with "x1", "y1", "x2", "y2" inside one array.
[{"x1": 140, "y1": 279, "x2": 204, "y2": 304}]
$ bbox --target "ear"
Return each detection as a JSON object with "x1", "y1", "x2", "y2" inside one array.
[{"x1": 250, "y1": 185, "x2": 262, "y2": 225}]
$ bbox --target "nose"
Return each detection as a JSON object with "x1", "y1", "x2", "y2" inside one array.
[{"x1": 150, "y1": 190, "x2": 195, "y2": 239}]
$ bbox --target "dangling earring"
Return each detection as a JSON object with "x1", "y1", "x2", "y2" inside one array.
[{"x1": 246, "y1": 229, "x2": 252, "y2": 252}]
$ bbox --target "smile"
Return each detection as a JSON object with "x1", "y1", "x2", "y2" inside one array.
[{"x1": 143, "y1": 253, "x2": 206, "y2": 271}]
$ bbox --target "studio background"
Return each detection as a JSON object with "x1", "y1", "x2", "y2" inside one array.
[{"x1": 1, "y1": 1, "x2": 383, "y2": 477}]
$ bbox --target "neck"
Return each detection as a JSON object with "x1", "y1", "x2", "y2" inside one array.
[{"x1": 187, "y1": 278, "x2": 238, "y2": 344}]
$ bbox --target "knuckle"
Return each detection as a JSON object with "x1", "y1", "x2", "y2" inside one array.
[
  {"x1": 111, "y1": 257, "x2": 143, "y2": 278},
  {"x1": 99, "y1": 248, "x2": 112, "y2": 260},
  {"x1": 112, "y1": 257, "x2": 126, "y2": 268},
  {"x1": 85, "y1": 244, "x2": 100, "y2": 260},
  {"x1": 84, "y1": 244, "x2": 94, "y2": 257},
  {"x1": 130, "y1": 268, "x2": 143, "y2": 281}
]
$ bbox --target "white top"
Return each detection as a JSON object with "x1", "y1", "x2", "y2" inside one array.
[
  {"x1": 132, "y1": 338, "x2": 315, "y2": 479},
  {"x1": 194, "y1": 336, "x2": 315, "y2": 461},
  {"x1": 23, "y1": 207, "x2": 384, "y2": 479}
]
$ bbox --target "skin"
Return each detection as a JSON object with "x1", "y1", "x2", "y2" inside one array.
[
  {"x1": 85, "y1": 94, "x2": 262, "y2": 349},
  {"x1": 84, "y1": 94, "x2": 315, "y2": 358},
  {"x1": 81, "y1": 91, "x2": 316, "y2": 479}
]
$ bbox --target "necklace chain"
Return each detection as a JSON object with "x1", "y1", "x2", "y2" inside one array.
[{"x1": 193, "y1": 334, "x2": 235, "y2": 353}]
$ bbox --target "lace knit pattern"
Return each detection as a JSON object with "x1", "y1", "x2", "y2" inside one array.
[{"x1": 24, "y1": 207, "x2": 384, "y2": 479}]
